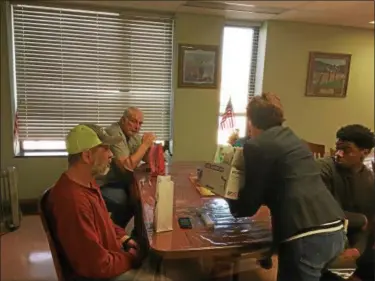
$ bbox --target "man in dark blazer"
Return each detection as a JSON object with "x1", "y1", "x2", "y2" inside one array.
[{"x1": 227, "y1": 93, "x2": 346, "y2": 281}]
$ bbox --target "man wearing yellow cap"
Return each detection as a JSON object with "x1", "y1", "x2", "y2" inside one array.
[{"x1": 47, "y1": 124, "x2": 168, "y2": 281}]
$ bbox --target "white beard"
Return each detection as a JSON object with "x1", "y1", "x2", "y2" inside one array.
[
  {"x1": 92, "y1": 164, "x2": 110, "y2": 177},
  {"x1": 101, "y1": 166, "x2": 110, "y2": 176}
]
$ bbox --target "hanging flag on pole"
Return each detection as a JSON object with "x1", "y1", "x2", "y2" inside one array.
[{"x1": 220, "y1": 97, "x2": 235, "y2": 130}]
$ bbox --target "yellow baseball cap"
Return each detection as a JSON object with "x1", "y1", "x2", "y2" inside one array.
[{"x1": 66, "y1": 124, "x2": 122, "y2": 154}]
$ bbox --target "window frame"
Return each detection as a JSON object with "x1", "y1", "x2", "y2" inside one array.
[{"x1": 217, "y1": 24, "x2": 260, "y2": 145}]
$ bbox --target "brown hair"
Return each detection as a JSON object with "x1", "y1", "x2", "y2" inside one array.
[{"x1": 246, "y1": 92, "x2": 285, "y2": 130}]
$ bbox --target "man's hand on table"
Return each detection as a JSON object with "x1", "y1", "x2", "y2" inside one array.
[
  {"x1": 252, "y1": 206, "x2": 270, "y2": 219},
  {"x1": 328, "y1": 248, "x2": 360, "y2": 269},
  {"x1": 250, "y1": 206, "x2": 271, "y2": 228},
  {"x1": 342, "y1": 248, "x2": 361, "y2": 259},
  {"x1": 333, "y1": 248, "x2": 361, "y2": 266}
]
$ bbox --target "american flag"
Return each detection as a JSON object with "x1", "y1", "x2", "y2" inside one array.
[{"x1": 220, "y1": 97, "x2": 235, "y2": 130}]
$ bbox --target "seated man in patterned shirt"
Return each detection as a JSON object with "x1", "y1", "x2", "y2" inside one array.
[{"x1": 100, "y1": 107, "x2": 155, "y2": 230}]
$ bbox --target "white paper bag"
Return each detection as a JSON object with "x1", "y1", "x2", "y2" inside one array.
[
  {"x1": 214, "y1": 145, "x2": 235, "y2": 164},
  {"x1": 154, "y1": 175, "x2": 174, "y2": 233},
  {"x1": 231, "y1": 147, "x2": 244, "y2": 170}
]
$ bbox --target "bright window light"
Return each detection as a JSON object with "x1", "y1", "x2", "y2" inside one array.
[
  {"x1": 23, "y1": 151, "x2": 68, "y2": 156},
  {"x1": 28, "y1": 251, "x2": 53, "y2": 263},
  {"x1": 21, "y1": 139, "x2": 163, "y2": 153},
  {"x1": 217, "y1": 116, "x2": 247, "y2": 145},
  {"x1": 217, "y1": 26, "x2": 254, "y2": 145},
  {"x1": 22, "y1": 140, "x2": 66, "y2": 151}
]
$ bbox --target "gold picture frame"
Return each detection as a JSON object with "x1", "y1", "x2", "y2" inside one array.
[
  {"x1": 305, "y1": 52, "x2": 351, "y2": 98},
  {"x1": 177, "y1": 44, "x2": 219, "y2": 89}
]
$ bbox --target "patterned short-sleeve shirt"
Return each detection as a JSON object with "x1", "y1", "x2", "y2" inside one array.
[
  {"x1": 106, "y1": 122, "x2": 142, "y2": 158},
  {"x1": 102, "y1": 122, "x2": 142, "y2": 184}
]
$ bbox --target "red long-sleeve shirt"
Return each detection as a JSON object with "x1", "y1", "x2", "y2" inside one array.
[{"x1": 48, "y1": 173, "x2": 133, "y2": 279}]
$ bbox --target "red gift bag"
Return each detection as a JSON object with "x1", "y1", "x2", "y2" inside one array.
[{"x1": 149, "y1": 144, "x2": 165, "y2": 177}]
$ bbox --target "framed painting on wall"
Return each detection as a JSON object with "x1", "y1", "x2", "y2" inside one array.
[
  {"x1": 177, "y1": 44, "x2": 219, "y2": 89},
  {"x1": 305, "y1": 52, "x2": 351, "y2": 98}
]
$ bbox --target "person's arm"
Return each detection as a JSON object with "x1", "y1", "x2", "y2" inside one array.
[
  {"x1": 136, "y1": 135, "x2": 151, "y2": 163},
  {"x1": 53, "y1": 198, "x2": 134, "y2": 279},
  {"x1": 227, "y1": 142, "x2": 266, "y2": 217},
  {"x1": 349, "y1": 229, "x2": 370, "y2": 255},
  {"x1": 112, "y1": 222, "x2": 127, "y2": 241},
  {"x1": 108, "y1": 129, "x2": 154, "y2": 172},
  {"x1": 316, "y1": 158, "x2": 334, "y2": 192},
  {"x1": 345, "y1": 212, "x2": 368, "y2": 230},
  {"x1": 112, "y1": 142, "x2": 149, "y2": 172},
  {"x1": 111, "y1": 221, "x2": 137, "y2": 246},
  {"x1": 136, "y1": 134, "x2": 151, "y2": 163},
  {"x1": 317, "y1": 159, "x2": 368, "y2": 229}
]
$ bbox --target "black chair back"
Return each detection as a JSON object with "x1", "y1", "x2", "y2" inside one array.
[{"x1": 39, "y1": 189, "x2": 70, "y2": 281}]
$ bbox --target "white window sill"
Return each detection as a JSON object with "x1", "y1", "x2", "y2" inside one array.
[{"x1": 15, "y1": 151, "x2": 68, "y2": 157}]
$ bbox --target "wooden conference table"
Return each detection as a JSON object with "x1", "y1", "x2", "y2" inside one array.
[{"x1": 133, "y1": 162, "x2": 272, "y2": 260}]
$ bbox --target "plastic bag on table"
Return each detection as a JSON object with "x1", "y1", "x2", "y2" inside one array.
[
  {"x1": 186, "y1": 219, "x2": 272, "y2": 248},
  {"x1": 175, "y1": 205, "x2": 272, "y2": 248}
]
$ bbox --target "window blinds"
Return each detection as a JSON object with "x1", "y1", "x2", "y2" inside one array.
[
  {"x1": 12, "y1": 4, "x2": 173, "y2": 141},
  {"x1": 248, "y1": 27, "x2": 259, "y2": 97}
]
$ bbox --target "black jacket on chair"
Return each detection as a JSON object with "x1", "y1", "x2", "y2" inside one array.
[{"x1": 227, "y1": 126, "x2": 345, "y2": 246}]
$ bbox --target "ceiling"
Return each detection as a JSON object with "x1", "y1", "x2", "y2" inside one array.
[{"x1": 53, "y1": 1, "x2": 374, "y2": 29}]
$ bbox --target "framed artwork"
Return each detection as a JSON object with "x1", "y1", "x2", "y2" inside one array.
[
  {"x1": 177, "y1": 44, "x2": 219, "y2": 89},
  {"x1": 305, "y1": 52, "x2": 351, "y2": 98}
]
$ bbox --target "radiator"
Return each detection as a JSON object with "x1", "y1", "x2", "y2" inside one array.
[{"x1": 0, "y1": 167, "x2": 21, "y2": 235}]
